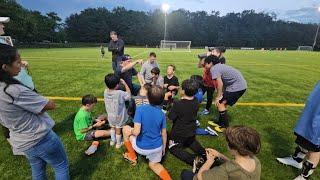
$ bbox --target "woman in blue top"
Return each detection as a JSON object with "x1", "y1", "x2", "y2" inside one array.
[{"x1": 277, "y1": 81, "x2": 320, "y2": 180}]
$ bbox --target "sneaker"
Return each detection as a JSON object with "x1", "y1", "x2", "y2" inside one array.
[
  {"x1": 116, "y1": 142, "x2": 124, "y2": 149},
  {"x1": 196, "y1": 120, "x2": 201, "y2": 127},
  {"x1": 85, "y1": 145, "x2": 98, "y2": 155},
  {"x1": 110, "y1": 141, "x2": 115, "y2": 146},
  {"x1": 193, "y1": 156, "x2": 205, "y2": 173},
  {"x1": 205, "y1": 127, "x2": 219, "y2": 136},
  {"x1": 214, "y1": 126, "x2": 226, "y2": 133},
  {"x1": 123, "y1": 153, "x2": 137, "y2": 166},
  {"x1": 276, "y1": 156, "x2": 303, "y2": 169},
  {"x1": 200, "y1": 109, "x2": 209, "y2": 116},
  {"x1": 293, "y1": 175, "x2": 307, "y2": 180},
  {"x1": 208, "y1": 121, "x2": 220, "y2": 127}
]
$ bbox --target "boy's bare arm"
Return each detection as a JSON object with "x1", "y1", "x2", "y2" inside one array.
[{"x1": 132, "y1": 123, "x2": 141, "y2": 136}]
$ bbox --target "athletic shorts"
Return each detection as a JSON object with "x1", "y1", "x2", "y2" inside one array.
[
  {"x1": 219, "y1": 89, "x2": 246, "y2": 106},
  {"x1": 84, "y1": 130, "x2": 97, "y2": 141},
  {"x1": 295, "y1": 133, "x2": 320, "y2": 152},
  {"x1": 130, "y1": 136, "x2": 163, "y2": 163}
]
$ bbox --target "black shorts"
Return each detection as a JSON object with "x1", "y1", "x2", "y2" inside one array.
[
  {"x1": 219, "y1": 89, "x2": 246, "y2": 106},
  {"x1": 295, "y1": 133, "x2": 320, "y2": 152}
]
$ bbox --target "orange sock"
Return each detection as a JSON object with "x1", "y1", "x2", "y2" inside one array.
[
  {"x1": 92, "y1": 141, "x2": 99, "y2": 147},
  {"x1": 159, "y1": 169, "x2": 171, "y2": 180},
  {"x1": 124, "y1": 141, "x2": 137, "y2": 160}
]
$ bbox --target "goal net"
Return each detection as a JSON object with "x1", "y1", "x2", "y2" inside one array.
[
  {"x1": 160, "y1": 40, "x2": 191, "y2": 52},
  {"x1": 297, "y1": 46, "x2": 313, "y2": 51}
]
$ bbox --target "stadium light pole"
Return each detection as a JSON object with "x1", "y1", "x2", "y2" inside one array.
[
  {"x1": 313, "y1": 7, "x2": 320, "y2": 50},
  {"x1": 162, "y1": 3, "x2": 170, "y2": 42}
]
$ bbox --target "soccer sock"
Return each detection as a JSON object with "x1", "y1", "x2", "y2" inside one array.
[
  {"x1": 159, "y1": 169, "x2": 172, "y2": 180},
  {"x1": 110, "y1": 128, "x2": 116, "y2": 143},
  {"x1": 301, "y1": 160, "x2": 316, "y2": 178},
  {"x1": 292, "y1": 146, "x2": 308, "y2": 163},
  {"x1": 124, "y1": 141, "x2": 137, "y2": 160},
  {"x1": 116, "y1": 134, "x2": 122, "y2": 145},
  {"x1": 218, "y1": 110, "x2": 228, "y2": 127}
]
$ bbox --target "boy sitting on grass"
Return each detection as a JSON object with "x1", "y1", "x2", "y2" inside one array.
[
  {"x1": 122, "y1": 85, "x2": 172, "y2": 180},
  {"x1": 151, "y1": 67, "x2": 164, "y2": 88},
  {"x1": 73, "y1": 94, "x2": 111, "y2": 155},
  {"x1": 164, "y1": 64, "x2": 179, "y2": 96},
  {"x1": 181, "y1": 125, "x2": 261, "y2": 180},
  {"x1": 104, "y1": 73, "x2": 131, "y2": 149},
  {"x1": 127, "y1": 83, "x2": 151, "y2": 118},
  {"x1": 168, "y1": 79, "x2": 206, "y2": 167}
]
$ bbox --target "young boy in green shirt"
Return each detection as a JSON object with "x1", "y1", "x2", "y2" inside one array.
[{"x1": 74, "y1": 94, "x2": 111, "y2": 155}]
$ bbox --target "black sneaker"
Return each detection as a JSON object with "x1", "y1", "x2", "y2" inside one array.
[{"x1": 193, "y1": 156, "x2": 205, "y2": 173}]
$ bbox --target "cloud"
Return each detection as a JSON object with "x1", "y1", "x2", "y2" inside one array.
[{"x1": 277, "y1": 7, "x2": 320, "y2": 24}]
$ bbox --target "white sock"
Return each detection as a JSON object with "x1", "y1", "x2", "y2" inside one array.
[
  {"x1": 116, "y1": 134, "x2": 122, "y2": 144},
  {"x1": 110, "y1": 129, "x2": 116, "y2": 142}
]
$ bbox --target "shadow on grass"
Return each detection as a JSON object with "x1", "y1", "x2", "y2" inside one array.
[
  {"x1": 264, "y1": 127, "x2": 293, "y2": 156},
  {"x1": 53, "y1": 113, "x2": 107, "y2": 179},
  {"x1": 263, "y1": 127, "x2": 298, "y2": 175}
]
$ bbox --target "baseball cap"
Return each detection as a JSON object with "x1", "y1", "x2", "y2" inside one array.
[
  {"x1": 0, "y1": 17, "x2": 10, "y2": 23},
  {"x1": 121, "y1": 54, "x2": 132, "y2": 61}
]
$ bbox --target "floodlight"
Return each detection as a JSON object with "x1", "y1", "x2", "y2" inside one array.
[{"x1": 162, "y1": 3, "x2": 170, "y2": 13}]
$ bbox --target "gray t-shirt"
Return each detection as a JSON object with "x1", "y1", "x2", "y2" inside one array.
[
  {"x1": 0, "y1": 83, "x2": 54, "y2": 153},
  {"x1": 210, "y1": 64, "x2": 247, "y2": 92},
  {"x1": 151, "y1": 76, "x2": 164, "y2": 87},
  {"x1": 140, "y1": 61, "x2": 159, "y2": 83},
  {"x1": 104, "y1": 89, "x2": 131, "y2": 127}
]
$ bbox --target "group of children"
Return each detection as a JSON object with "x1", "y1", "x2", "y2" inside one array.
[{"x1": 72, "y1": 49, "x2": 263, "y2": 180}]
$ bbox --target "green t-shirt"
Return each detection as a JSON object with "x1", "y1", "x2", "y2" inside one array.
[
  {"x1": 194, "y1": 156, "x2": 261, "y2": 180},
  {"x1": 73, "y1": 108, "x2": 93, "y2": 140}
]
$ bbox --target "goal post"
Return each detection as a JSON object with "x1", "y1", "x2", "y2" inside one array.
[
  {"x1": 297, "y1": 46, "x2": 313, "y2": 51},
  {"x1": 160, "y1": 40, "x2": 191, "y2": 52}
]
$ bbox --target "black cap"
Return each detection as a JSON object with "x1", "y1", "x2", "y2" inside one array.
[
  {"x1": 121, "y1": 54, "x2": 132, "y2": 61},
  {"x1": 214, "y1": 46, "x2": 226, "y2": 53}
]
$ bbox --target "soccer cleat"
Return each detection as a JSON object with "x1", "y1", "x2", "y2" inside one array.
[
  {"x1": 85, "y1": 145, "x2": 98, "y2": 155},
  {"x1": 123, "y1": 153, "x2": 137, "y2": 166},
  {"x1": 208, "y1": 121, "x2": 220, "y2": 127},
  {"x1": 193, "y1": 156, "x2": 205, "y2": 173},
  {"x1": 199, "y1": 109, "x2": 209, "y2": 115},
  {"x1": 205, "y1": 126, "x2": 219, "y2": 136},
  {"x1": 276, "y1": 156, "x2": 303, "y2": 169},
  {"x1": 293, "y1": 175, "x2": 307, "y2": 180},
  {"x1": 196, "y1": 120, "x2": 201, "y2": 127},
  {"x1": 214, "y1": 126, "x2": 226, "y2": 133}
]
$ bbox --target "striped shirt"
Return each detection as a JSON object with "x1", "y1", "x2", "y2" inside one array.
[{"x1": 210, "y1": 64, "x2": 247, "y2": 92}]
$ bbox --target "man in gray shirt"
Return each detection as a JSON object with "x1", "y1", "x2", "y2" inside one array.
[
  {"x1": 139, "y1": 52, "x2": 159, "y2": 84},
  {"x1": 204, "y1": 55, "x2": 247, "y2": 131}
]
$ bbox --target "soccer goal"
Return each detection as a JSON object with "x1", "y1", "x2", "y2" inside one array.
[
  {"x1": 297, "y1": 46, "x2": 313, "y2": 51},
  {"x1": 160, "y1": 40, "x2": 191, "y2": 52}
]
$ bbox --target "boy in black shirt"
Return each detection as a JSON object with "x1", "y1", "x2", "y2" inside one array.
[
  {"x1": 164, "y1": 65, "x2": 179, "y2": 96},
  {"x1": 168, "y1": 79, "x2": 206, "y2": 166}
]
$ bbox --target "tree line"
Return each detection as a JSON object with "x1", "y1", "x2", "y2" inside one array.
[{"x1": 1, "y1": 0, "x2": 319, "y2": 48}]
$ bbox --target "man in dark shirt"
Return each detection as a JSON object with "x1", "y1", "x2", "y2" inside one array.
[
  {"x1": 115, "y1": 54, "x2": 143, "y2": 96},
  {"x1": 108, "y1": 31, "x2": 125, "y2": 71},
  {"x1": 168, "y1": 79, "x2": 206, "y2": 166}
]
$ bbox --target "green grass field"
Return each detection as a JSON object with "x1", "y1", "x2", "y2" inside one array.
[{"x1": 1, "y1": 47, "x2": 320, "y2": 180}]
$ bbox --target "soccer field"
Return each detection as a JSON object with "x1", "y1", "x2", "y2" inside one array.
[{"x1": 1, "y1": 47, "x2": 320, "y2": 180}]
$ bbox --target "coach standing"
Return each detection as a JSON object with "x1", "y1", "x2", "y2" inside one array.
[{"x1": 108, "y1": 31, "x2": 125, "y2": 71}]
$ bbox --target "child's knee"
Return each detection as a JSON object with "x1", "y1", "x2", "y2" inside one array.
[{"x1": 123, "y1": 126, "x2": 132, "y2": 136}]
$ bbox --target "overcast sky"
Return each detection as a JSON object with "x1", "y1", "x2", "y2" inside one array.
[{"x1": 17, "y1": 0, "x2": 320, "y2": 23}]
